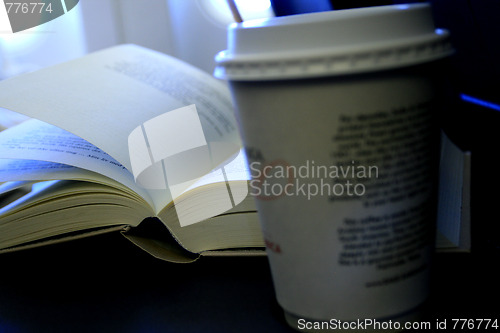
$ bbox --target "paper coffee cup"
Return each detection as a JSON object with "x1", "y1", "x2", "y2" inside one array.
[{"x1": 215, "y1": 4, "x2": 453, "y2": 331}]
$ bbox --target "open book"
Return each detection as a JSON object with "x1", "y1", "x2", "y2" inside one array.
[
  {"x1": 0, "y1": 44, "x2": 470, "y2": 261},
  {"x1": 0, "y1": 44, "x2": 264, "y2": 262}
]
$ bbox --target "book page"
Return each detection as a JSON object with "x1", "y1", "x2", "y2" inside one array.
[
  {"x1": 0, "y1": 159, "x2": 153, "y2": 206},
  {"x1": 167, "y1": 149, "x2": 252, "y2": 227},
  {"x1": 0, "y1": 159, "x2": 87, "y2": 182},
  {"x1": 184, "y1": 149, "x2": 250, "y2": 192},
  {"x1": 0, "y1": 45, "x2": 240, "y2": 212},
  {"x1": 0, "y1": 44, "x2": 240, "y2": 174},
  {"x1": 0, "y1": 119, "x2": 130, "y2": 185},
  {"x1": 0, "y1": 119, "x2": 153, "y2": 204}
]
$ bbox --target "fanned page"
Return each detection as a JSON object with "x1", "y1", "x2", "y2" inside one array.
[
  {"x1": 184, "y1": 149, "x2": 250, "y2": 192},
  {"x1": 0, "y1": 159, "x2": 139, "y2": 195},
  {"x1": 0, "y1": 119, "x2": 134, "y2": 188},
  {"x1": 0, "y1": 119, "x2": 153, "y2": 206},
  {"x1": 0, "y1": 44, "x2": 241, "y2": 212}
]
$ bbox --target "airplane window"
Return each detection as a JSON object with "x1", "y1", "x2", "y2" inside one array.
[
  {"x1": 199, "y1": 0, "x2": 274, "y2": 25},
  {"x1": 0, "y1": 4, "x2": 85, "y2": 79}
]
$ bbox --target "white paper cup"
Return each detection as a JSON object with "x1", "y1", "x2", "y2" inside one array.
[{"x1": 215, "y1": 4, "x2": 453, "y2": 331}]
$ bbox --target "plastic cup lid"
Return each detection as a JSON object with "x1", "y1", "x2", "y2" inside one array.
[{"x1": 214, "y1": 3, "x2": 453, "y2": 81}]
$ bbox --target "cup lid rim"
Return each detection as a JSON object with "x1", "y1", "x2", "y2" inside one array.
[{"x1": 214, "y1": 4, "x2": 454, "y2": 81}]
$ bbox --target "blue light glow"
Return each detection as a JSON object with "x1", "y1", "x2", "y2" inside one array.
[
  {"x1": 397, "y1": 4, "x2": 411, "y2": 10},
  {"x1": 460, "y1": 94, "x2": 500, "y2": 112}
]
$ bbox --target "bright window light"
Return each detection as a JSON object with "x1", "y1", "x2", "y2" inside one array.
[
  {"x1": 234, "y1": 0, "x2": 272, "y2": 14},
  {"x1": 0, "y1": 24, "x2": 47, "y2": 78},
  {"x1": 0, "y1": 26, "x2": 44, "y2": 52},
  {"x1": 0, "y1": 5, "x2": 85, "y2": 79},
  {"x1": 199, "y1": 0, "x2": 274, "y2": 26}
]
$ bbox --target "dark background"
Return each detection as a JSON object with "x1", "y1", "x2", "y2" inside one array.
[{"x1": 0, "y1": 232, "x2": 499, "y2": 332}]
